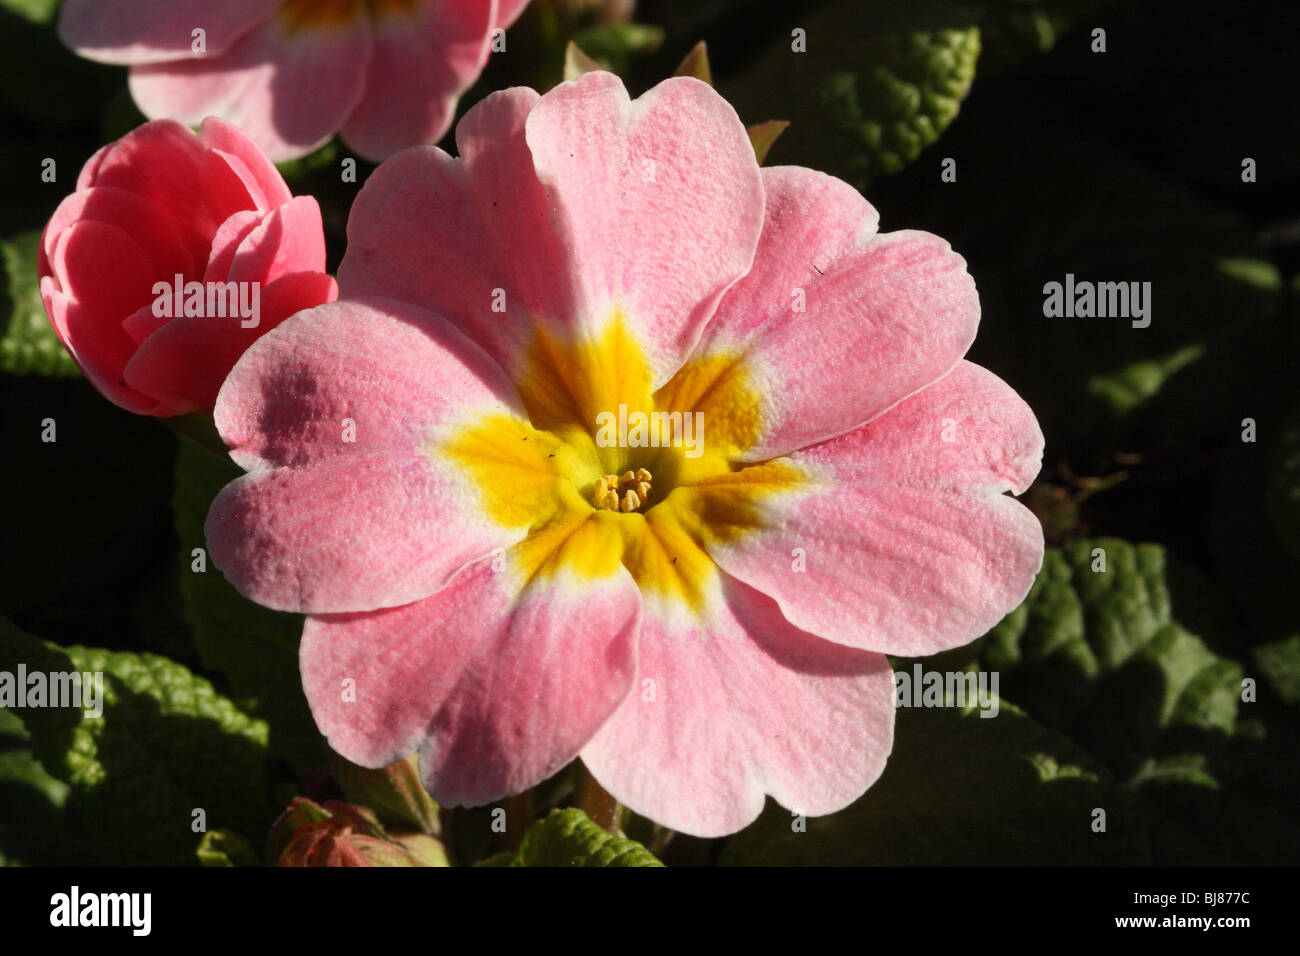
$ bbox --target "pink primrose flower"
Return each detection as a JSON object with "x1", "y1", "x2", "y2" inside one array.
[
  {"x1": 205, "y1": 72, "x2": 1045, "y2": 836},
  {"x1": 58, "y1": 0, "x2": 532, "y2": 162}
]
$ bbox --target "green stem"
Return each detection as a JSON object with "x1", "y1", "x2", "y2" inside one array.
[{"x1": 576, "y1": 762, "x2": 623, "y2": 834}]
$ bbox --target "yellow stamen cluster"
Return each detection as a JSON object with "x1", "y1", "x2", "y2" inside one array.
[{"x1": 595, "y1": 468, "x2": 653, "y2": 513}]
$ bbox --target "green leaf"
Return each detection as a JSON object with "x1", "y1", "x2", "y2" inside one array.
[
  {"x1": 0, "y1": 707, "x2": 89, "y2": 865},
  {"x1": 562, "y1": 41, "x2": 604, "y2": 82},
  {"x1": 980, "y1": 539, "x2": 1243, "y2": 769},
  {"x1": 172, "y1": 437, "x2": 322, "y2": 770},
  {"x1": 509, "y1": 809, "x2": 663, "y2": 867},
  {"x1": 723, "y1": 699, "x2": 1149, "y2": 865},
  {"x1": 196, "y1": 829, "x2": 262, "y2": 867},
  {"x1": 1, "y1": 230, "x2": 78, "y2": 376},
  {"x1": 746, "y1": 120, "x2": 789, "y2": 166},
  {"x1": 1253, "y1": 635, "x2": 1300, "y2": 708},
  {"x1": 568, "y1": 22, "x2": 664, "y2": 75},
  {"x1": 977, "y1": 539, "x2": 1300, "y2": 863},
  {"x1": 0, "y1": 617, "x2": 274, "y2": 865},
  {"x1": 723, "y1": 0, "x2": 980, "y2": 187},
  {"x1": 0, "y1": 0, "x2": 59, "y2": 25}
]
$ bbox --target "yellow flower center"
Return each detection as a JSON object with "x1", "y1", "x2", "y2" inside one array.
[
  {"x1": 439, "y1": 312, "x2": 808, "y2": 611},
  {"x1": 279, "y1": 0, "x2": 421, "y2": 32}
]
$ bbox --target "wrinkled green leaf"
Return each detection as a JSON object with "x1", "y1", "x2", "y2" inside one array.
[
  {"x1": 0, "y1": 617, "x2": 273, "y2": 864},
  {"x1": 978, "y1": 538, "x2": 1300, "y2": 863},
  {"x1": 723, "y1": 699, "x2": 1148, "y2": 865},
  {"x1": 980, "y1": 539, "x2": 1243, "y2": 768},
  {"x1": 510, "y1": 809, "x2": 663, "y2": 867},
  {"x1": 1, "y1": 230, "x2": 77, "y2": 376},
  {"x1": 724, "y1": 0, "x2": 979, "y2": 186}
]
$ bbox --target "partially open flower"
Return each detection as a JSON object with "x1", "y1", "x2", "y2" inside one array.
[
  {"x1": 39, "y1": 117, "x2": 337, "y2": 416},
  {"x1": 207, "y1": 71, "x2": 1044, "y2": 837}
]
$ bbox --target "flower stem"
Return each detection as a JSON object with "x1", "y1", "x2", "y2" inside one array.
[
  {"x1": 576, "y1": 762, "x2": 623, "y2": 834},
  {"x1": 502, "y1": 790, "x2": 533, "y2": 851}
]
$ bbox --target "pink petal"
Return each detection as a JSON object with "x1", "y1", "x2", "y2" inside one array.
[
  {"x1": 207, "y1": 452, "x2": 518, "y2": 614},
  {"x1": 213, "y1": 296, "x2": 523, "y2": 470},
  {"x1": 58, "y1": 0, "x2": 277, "y2": 65},
  {"x1": 796, "y1": 361, "x2": 1045, "y2": 496},
  {"x1": 74, "y1": 119, "x2": 257, "y2": 264},
  {"x1": 699, "y1": 166, "x2": 980, "y2": 460},
  {"x1": 495, "y1": 0, "x2": 532, "y2": 28},
  {"x1": 225, "y1": 196, "x2": 327, "y2": 285},
  {"x1": 702, "y1": 363, "x2": 1045, "y2": 657},
  {"x1": 301, "y1": 553, "x2": 640, "y2": 806},
  {"x1": 522, "y1": 72, "x2": 765, "y2": 382},
  {"x1": 340, "y1": 74, "x2": 766, "y2": 383},
  {"x1": 49, "y1": 220, "x2": 158, "y2": 325},
  {"x1": 123, "y1": 270, "x2": 337, "y2": 414},
  {"x1": 203, "y1": 210, "x2": 264, "y2": 283},
  {"x1": 42, "y1": 281, "x2": 160, "y2": 415},
  {"x1": 43, "y1": 185, "x2": 196, "y2": 281},
  {"x1": 200, "y1": 116, "x2": 294, "y2": 210},
  {"x1": 581, "y1": 573, "x2": 894, "y2": 838},
  {"x1": 128, "y1": 17, "x2": 373, "y2": 162},
  {"x1": 121, "y1": 302, "x2": 171, "y2": 345},
  {"x1": 339, "y1": 88, "x2": 571, "y2": 371},
  {"x1": 207, "y1": 297, "x2": 531, "y2": 612},
  {"x1": 340, "y1": 0, "x2": 493, "y2": 162}
]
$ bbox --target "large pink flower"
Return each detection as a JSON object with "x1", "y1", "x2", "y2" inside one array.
[
  {"x1": 39, "y1": 117, "x2": 337, "y2": 416},
  {"x1": 205, "y1": 72, "x2": 1045, "y2": 837},
  {"x1": 57, "y1": 0, "x2": 532, "y2": 162}
]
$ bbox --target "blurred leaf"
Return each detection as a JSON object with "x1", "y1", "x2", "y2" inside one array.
[
  {"x1": 172, "y1": 436, "x2": 321, "y2": 771},
  {"x1": 723, "y1": 699, "x2": 1149, "y2": 865},
  {"x1": 724, "y1": 0, "x2": 980, "y2": 187},
  {"x1": 196, "y1": 829, "x2": 261, "y2": 867},
  {"x1": 1, "y1": 230, "x2": 77, "y2": 376},
  {"x1": 746, "y1": 120, "x2": 789, "y2": 165},
  {"x1": 569, "y1": 21, "x2": 664, "y2": 75},
  {"x1": 510, "y1": 809, "x2": 662, "y2": 866},
  {"x1": 0, "y1": 0, "x2": 59, "y2": 25},
  {"x1": 0, "y1": 617, "x2": 273, "y2": 864},
  {"x1": 1266, "y1": 399, "x2": 1300, "y2": 562},
  {"x1": 672, "y1": 40, "x2": 712, "y2": 85},
  {"x1": 562, "y1": 41, "x2": 604, "y2": 81},
  {"x1": 1253, "y1": 635, "x2": 1300, "y2": 708}
]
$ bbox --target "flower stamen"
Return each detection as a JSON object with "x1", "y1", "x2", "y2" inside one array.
[{"x1": 595, "y1": 468, "x2": 653, "y2": 512}]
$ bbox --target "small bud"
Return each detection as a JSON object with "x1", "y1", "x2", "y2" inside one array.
[{"x1": 329, "y1": 752, "x2": 441, "y2": 835}]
